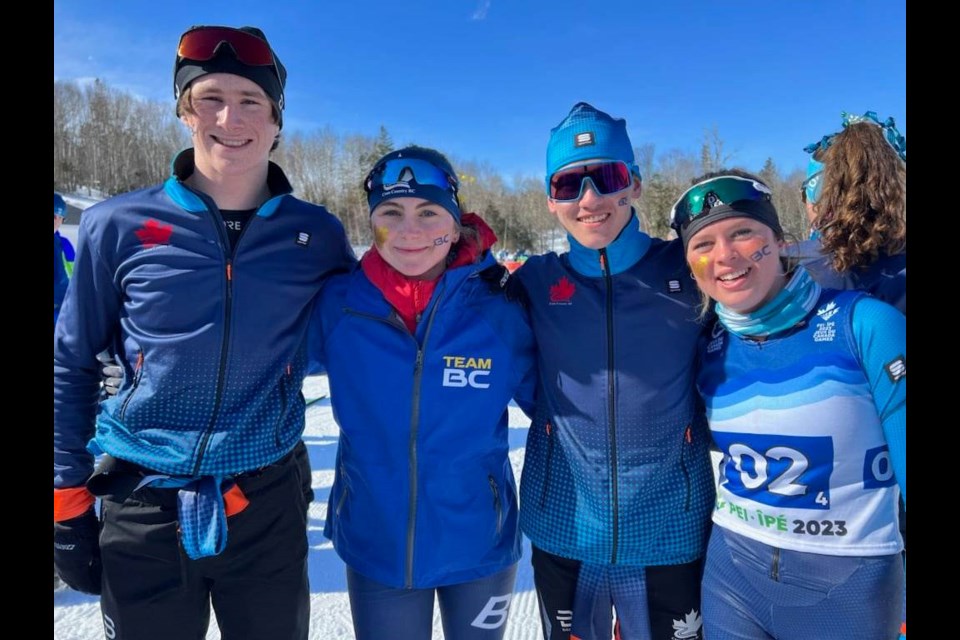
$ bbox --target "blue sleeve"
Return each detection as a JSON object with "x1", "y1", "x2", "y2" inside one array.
[
  {"x1": 306, "y1": 227, "x2": 356, "y2": 376},
  {"x1": 511, "y1": 308, "x2": 539, "y2": 420},
  {"x1": 851, "y1": 297, "x2": 906, "y2": 504},
  {"x1": 53, "y1": 210, "x2": 123, "y2": 488},
  {"x1": 305, "y1": 293, "x2": 327, "y2": 376}
]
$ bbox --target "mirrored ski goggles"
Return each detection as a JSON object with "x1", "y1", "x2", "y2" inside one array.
[
  {"x1": 548, "y1": 161, "x2": 633, "y2": 201},
  {"x1": 364, "y1": 158, "x2": 459, "y2": 194},
  {"x1": 177, "y1": 26, "x2": 276, "y2": 66},
  {"x1": 670, "y1": 176, "x2": 773, "y2": 231}
]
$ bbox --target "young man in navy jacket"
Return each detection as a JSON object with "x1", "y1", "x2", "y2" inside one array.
[
  {"x1": 53, "y1": 25, "x2": 354, "y2": 640},
  {"x1": 515, "y1": 102, "x2": 714, "y2": 640}
]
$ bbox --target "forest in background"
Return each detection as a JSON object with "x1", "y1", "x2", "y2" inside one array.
[{"x1": 54, "y1": 79, "x2": 811, "y2": 251}]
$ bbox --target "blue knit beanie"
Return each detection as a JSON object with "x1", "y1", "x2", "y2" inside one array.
[
  {"x1": 545, "y1": 102, "x2": 639, "y2": 193},
  {"x1": 365, "y1": 146, "x2": 462, "y2": 224}
]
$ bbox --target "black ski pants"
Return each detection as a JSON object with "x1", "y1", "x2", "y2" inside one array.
[{"x1": 96, "y1": 442, "x2": 312, "y2": 640}]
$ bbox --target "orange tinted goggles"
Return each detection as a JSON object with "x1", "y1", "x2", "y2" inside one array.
[{"x1": 177, "y1": 26, "x2": 275, "y2": 66}]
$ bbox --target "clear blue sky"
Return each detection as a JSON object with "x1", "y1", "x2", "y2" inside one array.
[{"x1": 54, "y1": 0, "x2": 906, "y2": 181}]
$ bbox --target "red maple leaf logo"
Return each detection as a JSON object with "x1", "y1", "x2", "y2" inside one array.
[
  {"x1": 135, "y1": 219, "x2": 174, "y2": 248},
  {"x1": 549, "y1": 276, "x2": 576, "y2": 303}
]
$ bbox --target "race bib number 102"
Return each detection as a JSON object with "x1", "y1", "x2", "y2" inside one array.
[{"x1": 712, "y1": 433, "x2": 833, "y2": 510}]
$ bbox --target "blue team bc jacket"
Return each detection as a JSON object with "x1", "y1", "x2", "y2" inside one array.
[
  {"x1": 515, "y1": 215, "x2": 715, "y2": 567},
  {"x1": 54, "y1": 150, "x2": 356, "y2": 488},
  {"x1": 309, "y1": 252, "x2": 538, "y2": 589}
]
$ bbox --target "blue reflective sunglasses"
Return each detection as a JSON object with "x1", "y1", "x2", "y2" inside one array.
[{"x1": 364, "y1": 158, "x2": 459, "y2": 194}]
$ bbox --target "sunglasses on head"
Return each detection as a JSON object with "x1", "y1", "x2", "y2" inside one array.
[
  {"x1": 670, "y1": 176, "x2": 773, "y2": 231},
  {"x1": 178, "y1": 26, "x2": 274, "y2": 65},
  {"x1": 176, "y1": 26, "x2": 283, "y2": 104},
  {"x1": 548, "y1": 161, "x2": 634, "y2": 202},
  {"x1": 364, "y1": 158, "x2": 459, "y2": 195},
  {"x1": 799, "y1": 171, "x2": 822, "y2": 204}
]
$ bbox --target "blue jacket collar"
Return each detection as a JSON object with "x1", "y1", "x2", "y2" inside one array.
[
  {"x1": 162, "y1": 148, "x2": 293, "y2": 217},
  {"x1": 566, "y1": 210, "x2": 651, "y2": 276}
]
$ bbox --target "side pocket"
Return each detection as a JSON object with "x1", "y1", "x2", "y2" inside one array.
[
  {"x1": 118, "y1": 351, "x2": 144, "y2": 421},
  {"x1": 488, "y1": 475, "x2": 502, "y2": 536},
  {"x1": 335, "y1": 464, "x2": 349, "y2": 516},
  {"x1": 681, "y1": 424, "x2": 692, "y2": 511},
  {"x1": 274, "y1": 364, "x2": 291, "y2": 448},
  {"x1": 539, "y1": 420, "x2": 555, "y2": 509},
  {"x1": 292, "y1": 440, "x2": 314, "y2": 505}
]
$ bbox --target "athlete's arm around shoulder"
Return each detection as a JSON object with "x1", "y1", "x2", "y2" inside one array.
[
  {"x1": 305, "y1": 266, "x2": 359, "y2": 376},
  {"x1": 851, "y1": 295, "x2": 906, "y2": 501},
  {"x1": 492, "y1": 269, "x2": 538, "y2": 418},
  {"x1": 292, "y1": 199, "x2": 358, "y2": 277}
]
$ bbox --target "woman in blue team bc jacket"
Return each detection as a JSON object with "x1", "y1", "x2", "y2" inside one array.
[
  {"x1": 674, "y1": 170, "x2": 905, "y2": 640},
  {"x1": 307, "y1": 146, "x2": 538, "y2": 640}
]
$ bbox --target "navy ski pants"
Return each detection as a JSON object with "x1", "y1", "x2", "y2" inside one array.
[{"x1": 346, "y1": 563, "x2": 518, "y2": 640}]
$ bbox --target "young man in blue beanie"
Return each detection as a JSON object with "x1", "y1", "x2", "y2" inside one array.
[
  {"x1": 512, "y1": 102, "x2": 714, "y2": 640},
  {"x1": 53, "y1": 25, "x2": 355, "y2": 639}
]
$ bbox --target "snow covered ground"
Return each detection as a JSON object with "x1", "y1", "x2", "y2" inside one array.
[{"x1": 54, "y1": 370, "x2": 545, "y2": 640}]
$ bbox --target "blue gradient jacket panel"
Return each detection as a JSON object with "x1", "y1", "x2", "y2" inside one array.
[
  {"x1": 54, "y1": 151, "x2": 356, "y2": 488},
  {"x1": 516, "y1": 221, "x2": 714, "y2": 567},
  {"x1": 310, "y1": 252, "x2": 538, "y2": 589}
]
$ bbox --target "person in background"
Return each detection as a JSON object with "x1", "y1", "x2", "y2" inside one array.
[
  {"x1": 674, "y1": 169, "x2": 905, "y2": 639},
  {"x1": 308, "y1": 145, "x2": 537, "y2": 640},
  {"x1": 798, "y1": 110, "x2": 906, "y2": 313},
  {"x1": 514, "y1": 102, "x2": 714, "y2": 640},
  {"x1": 800, "y1": 111, "x2": 907, "y2": 638},
  {"x1": 53, "y1": 25, "x2": 354, "y2": 640},
  {"x1": 53, "y1": 192, "x2": 75, "y2": 329}
]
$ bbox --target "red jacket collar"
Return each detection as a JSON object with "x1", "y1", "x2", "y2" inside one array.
[{"x1": 360, "y1": 213, "x2": 497, "y2": 332}]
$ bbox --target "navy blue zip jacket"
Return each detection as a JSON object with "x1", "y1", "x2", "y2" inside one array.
[
  {"x1": 54, "y1": 150, "x2": 355, "y2": 490},
  {"x1": 308, "y1": 232, "x2": 537, "y2": 589},
  {"x1": 515, "y1": 213, "x2": 715, "y2": 566}
]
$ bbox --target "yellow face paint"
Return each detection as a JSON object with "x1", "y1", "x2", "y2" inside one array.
[
  {"x1": 692, "y1": 255, "x2": 710, "y2": 278},
  {"x1": 374, "y1": 225, "x2": 390, "y2": 247}
]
